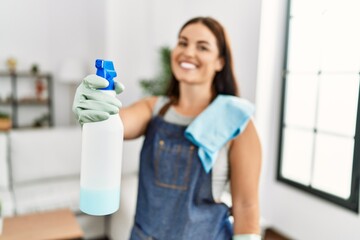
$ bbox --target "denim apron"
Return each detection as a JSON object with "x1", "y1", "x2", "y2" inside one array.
[{"x1": 130, "y1": 107, "x2": 232, "y2": 240}]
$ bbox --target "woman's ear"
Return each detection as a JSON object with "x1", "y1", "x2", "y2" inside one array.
[{"x1": 215, "y1": 57, "x2": 225, "y2": 72}]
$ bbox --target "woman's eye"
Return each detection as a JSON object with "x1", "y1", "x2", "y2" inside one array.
[
  {"x1": 198, "y1": 45, "x2": 208, "y2": 51},
  {"x1": 178, "y1": 41, "x2": 187, "y2": 47}
]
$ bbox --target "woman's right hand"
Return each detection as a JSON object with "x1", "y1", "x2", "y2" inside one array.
[{"x1": 72, "y1": 74, "x2": 124, "y2": 124}]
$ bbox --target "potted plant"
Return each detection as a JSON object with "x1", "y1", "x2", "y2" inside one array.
[
  {"x1": 139, "y1": 46, "x2": 172, "y2": 96},
  {"x1": 0, "y1": 111, "x2": 11, "y2": 131}
]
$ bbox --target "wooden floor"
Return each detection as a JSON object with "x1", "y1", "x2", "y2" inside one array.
[
  {"x1": 90, "y1": 237, "x2": 110, "y2": 240},
  {"x1": 264, "y1": 227, "x2": 293, "y2": 240}
]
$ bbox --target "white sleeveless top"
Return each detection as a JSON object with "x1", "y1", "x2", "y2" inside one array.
[{"x1": 153, "y1": 96, "x2": 230, "y2": 202}]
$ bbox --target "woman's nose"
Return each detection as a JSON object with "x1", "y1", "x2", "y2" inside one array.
[{"x1": 183, "y1": 45, "x2": 196, "y2": 57}]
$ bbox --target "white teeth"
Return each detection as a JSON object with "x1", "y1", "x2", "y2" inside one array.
[{"x1": 180, "y1": 62, "x2": 196, "y2": 69}]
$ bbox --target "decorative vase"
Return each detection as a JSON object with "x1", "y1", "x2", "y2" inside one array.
[
  {"x1": 35, "y1": 78, "x2": 45, "y2": 101},
  {"x1": 0, "y1": 119, "x2": 11, "y2": 131}
]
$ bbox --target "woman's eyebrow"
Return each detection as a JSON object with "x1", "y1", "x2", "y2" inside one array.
[
  {"x1": 197, "y1": 40, "x2": 210, "y2": 45},
  {"x1": 179, "y1": 36, "x2": 212, "y2": 46}
]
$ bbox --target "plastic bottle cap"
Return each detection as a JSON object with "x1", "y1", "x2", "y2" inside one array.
[{"x1": 95, "y1": 59, "x2": 117, "y2": 90}]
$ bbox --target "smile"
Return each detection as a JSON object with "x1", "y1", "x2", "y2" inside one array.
[{"x1": 180, "y1": 62, "x2": 197, "y2": 70}]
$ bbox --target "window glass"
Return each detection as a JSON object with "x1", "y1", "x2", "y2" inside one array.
[
  {"x1": 287, "y1": 17, "x2": 321, "y2": 72},
  {"x1": 320, "y1": 1, "x2": 360, "y2": 72},
  {"x1": 281, "y1": 128, "x2": 314, "y2": 185},
  {"x1": 316, "y1": 75, "x2": 359, "y2": 136},
  {"x1": 284, "y1": 74, "x2": 318, "y2": 128},
  {"x1": 312, "y1": 133, "x2": 354, "y2": 199}
]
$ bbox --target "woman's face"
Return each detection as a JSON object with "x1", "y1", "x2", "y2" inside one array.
[{"x1": 171, "y1": 23, "x2": 224, "y2": 86}]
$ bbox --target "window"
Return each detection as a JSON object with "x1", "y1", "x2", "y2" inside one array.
[{"x1": 278, "y1": 0, "x2": 360, "y2": 212}]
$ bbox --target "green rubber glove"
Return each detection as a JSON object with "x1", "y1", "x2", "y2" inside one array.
[
  {"x1": 233, "y1": 234, "x2": 262, "y2": 240},
  {"x1": 72, "y1": 74, "x2": 124, "y2": 124}
]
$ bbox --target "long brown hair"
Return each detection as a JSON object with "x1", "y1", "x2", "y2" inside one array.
[{"x1": 166, "y1": 17, "x2": 239, "y2": 100}]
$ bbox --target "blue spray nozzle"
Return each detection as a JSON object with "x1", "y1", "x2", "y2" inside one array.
[{"x1": 95, "y1": 59, "x2": 117, "y2": 90}]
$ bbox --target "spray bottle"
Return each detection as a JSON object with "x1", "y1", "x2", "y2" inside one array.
[{"x1": 80, "y1": 59, "x2": 124, "y2": 216}]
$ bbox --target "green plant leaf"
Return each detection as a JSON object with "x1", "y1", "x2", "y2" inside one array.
[
  {"x1": 0, "y1": 111, "x2": 10, "y2": 119},
  {"x1": 139, "y1": 46, "x2": 172, "y2": 96}
]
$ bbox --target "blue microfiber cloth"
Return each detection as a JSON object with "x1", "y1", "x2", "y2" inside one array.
[{"x1": 184, "y1": 95, "x2": 255, "y2": 173}]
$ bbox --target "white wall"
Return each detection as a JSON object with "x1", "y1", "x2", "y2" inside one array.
[
  {"x1": 105, "y1": 0, "x2": 262, "y2": 106},
  {"x1": 256, "y1": 0, "x2": 360, "y2": 239},
  {"x1": 0, "y1": 0, "x2": 106, "y2": 126}
]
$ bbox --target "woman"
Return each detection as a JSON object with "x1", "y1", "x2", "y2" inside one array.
[{"x1": 73, "y1": 17, "x2": 262, "y2": 240}]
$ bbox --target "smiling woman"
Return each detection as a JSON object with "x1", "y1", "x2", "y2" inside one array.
[{"x1": 72, "y1": 16, "x2": 262, "y2": 240}]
